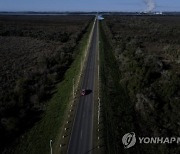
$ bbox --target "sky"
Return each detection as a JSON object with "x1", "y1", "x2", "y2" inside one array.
[{"x1": 0, "y1": 0, "x2": 180, "y2": 12}]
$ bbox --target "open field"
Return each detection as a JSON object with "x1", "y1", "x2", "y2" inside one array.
[
  {"x1": 0, "y1": 15, "x2": 93, "y2": 153},
  {"x1": 100, "y1": 16, "x2": 180, "y2": 153}
]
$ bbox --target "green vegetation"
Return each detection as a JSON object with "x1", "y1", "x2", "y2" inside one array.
[
  {"x1": 99, "y1": 21, "x2": 136, "y2": 154},
  {"x1": 0, "y1": 15, "x2": 93, "y2": 153},
  {"x1": 11, "y1": 20, "x2": 93, "y2": 154},
  {"x1": 100, "y1": 16, "x2": 180, "y2": 154}
]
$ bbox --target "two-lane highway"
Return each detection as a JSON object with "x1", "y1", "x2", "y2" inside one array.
[{"x1": 67, "y1": 18, "x2": 98, "y2": 154}]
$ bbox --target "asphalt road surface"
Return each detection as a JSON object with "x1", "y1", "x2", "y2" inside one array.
[{"x1": 67, "y1": 18, "x2": 98, "y2": 154}]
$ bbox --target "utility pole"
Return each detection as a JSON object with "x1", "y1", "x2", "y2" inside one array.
[
  {"x1": 73, "y1": 78, "x2": 75, "y2": 99},
  {"x1": 81, "y1": 57, "x2": 82, "y2": 72},
  {"x1": 50, "y1": 140, "x2": 53, "y2": 154}
]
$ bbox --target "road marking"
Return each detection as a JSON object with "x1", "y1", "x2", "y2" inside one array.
[
  {"x1": 97, "y1": 19, "x2": 101, "y2": 126},
  {"x1": 81, "y1": 130, "x2": 83, "y2": 139},
  {"x1": 98, "y1": 98, "x2": 101, "y2": 125}
]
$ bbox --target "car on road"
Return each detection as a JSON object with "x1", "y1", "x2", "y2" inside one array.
[
  {"x1": 81, "y1": 89, "x2": 86, "y2": 96},
  {"x1": 81, "y1": 89, "x2": 92, "y2": 96}
]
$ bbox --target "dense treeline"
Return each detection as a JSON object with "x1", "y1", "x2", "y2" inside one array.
[
  {"x1": 100, "y1": 22, "x2": 136, "y2": 154},
  {"x1": 0, "y1": 15, "x2": 93, "y2": 152},
  {"x1": 101, "y1": 16, "x2": 180, "y2": 153}
]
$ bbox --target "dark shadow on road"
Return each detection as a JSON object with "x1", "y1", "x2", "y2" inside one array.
[{"x1": 85, "y1": 89, "x2": 92, "y2": 95}]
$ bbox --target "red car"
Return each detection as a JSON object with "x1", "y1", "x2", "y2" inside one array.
[{"x1": 81, "y1": 89, "x2": 86, "y2": 96}]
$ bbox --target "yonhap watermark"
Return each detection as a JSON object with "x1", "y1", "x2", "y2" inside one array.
[
  {"x1": 122, "y1": 132, "x2": 136, "y2": 148},
  {"x1": 122, "y1": 132, "x2": 180, "y2": 149},
  {"x1": 139, "y1": 137, "x2": 180, "y2": 144}
]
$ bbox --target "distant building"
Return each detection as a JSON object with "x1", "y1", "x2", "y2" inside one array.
[{"x1": 154, "y1": 12, "x2": 163, "y2": 15}]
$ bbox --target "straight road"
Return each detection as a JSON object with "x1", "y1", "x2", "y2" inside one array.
[{"x1": 67, "y1": 17, "x2": 98, "y2": 154}]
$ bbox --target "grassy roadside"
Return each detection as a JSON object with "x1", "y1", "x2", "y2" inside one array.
[
  {"x1": 53, "y1": 19, "x2": 95, "y2": 153},
  {"x1": 8, "y1": 19, "x2": 94, "y2": 154},
  {"x1": 99, "y1": 21, "x2": 136, "y2": 154}
]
